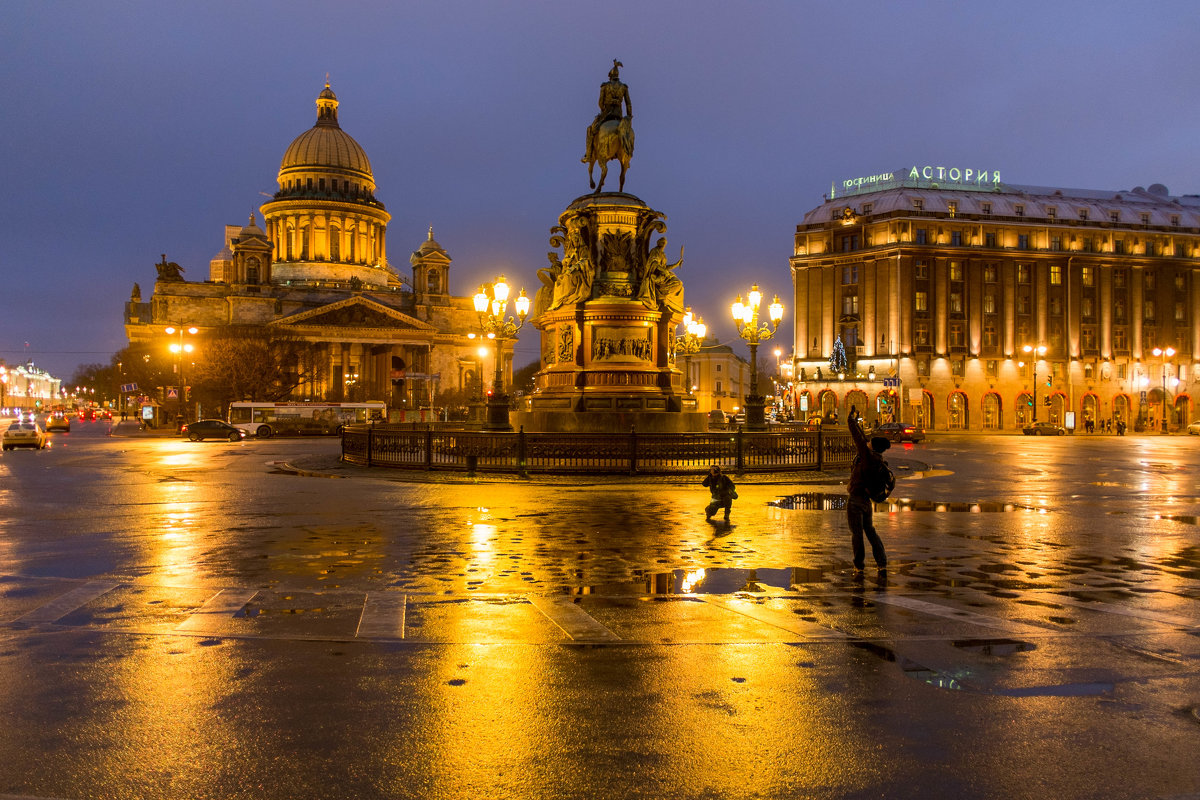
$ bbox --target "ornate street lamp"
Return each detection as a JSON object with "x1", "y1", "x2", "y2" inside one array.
[
  {"x1": 731, "y1": 284, "x2": 784, "y2": 430},
  {"x1": 672, "y1": 308, "x2": 706, "y2": 395},
  {"x1": 473, "y1": 276, "x2": 530, "y2": 431},
  {"x1": 166, "y1": 325, "x2": 198, "y2": 424},
  {"x1": 1022, "y1": 344, "x2": 1046, "y2": 423},
  {"x1": 1152, "y1": 346, "x2": 1176, "y2": 433}
]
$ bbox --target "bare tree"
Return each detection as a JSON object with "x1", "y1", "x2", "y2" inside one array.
[{"x1": 190, "y1": 326, "x2": 327, "y2": 412}]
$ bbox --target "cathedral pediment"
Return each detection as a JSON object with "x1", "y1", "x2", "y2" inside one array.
[{"x1": 273, "y1": 297, "x2": 434, "y2": 331}]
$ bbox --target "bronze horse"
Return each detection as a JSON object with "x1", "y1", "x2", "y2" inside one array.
[{"x1": 586, "y1": 117, "x2": 634, "y2": 193}]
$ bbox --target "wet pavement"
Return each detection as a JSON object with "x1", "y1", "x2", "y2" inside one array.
[{"x1": 0, "y1": 430, "x2": 1198, "y2": 798}]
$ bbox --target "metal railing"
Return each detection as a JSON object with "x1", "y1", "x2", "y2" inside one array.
[{"x1": 342, "y1": 425, "x2": 855, "y2": 476}]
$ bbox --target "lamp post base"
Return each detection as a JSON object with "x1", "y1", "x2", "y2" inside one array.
[
  {"x1": 744, "y1": 394, "x2": 768, "y2": 430},
  {"x1": 484, "y1": 394, "x2": 513, "y2": 432}
]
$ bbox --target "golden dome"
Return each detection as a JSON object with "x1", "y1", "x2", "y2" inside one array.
[{"x1": 279, "y1": 83, "x2": 374, "y2": 184}]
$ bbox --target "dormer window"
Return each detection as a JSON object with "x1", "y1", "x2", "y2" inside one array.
[
  {"x1": 1110, "y1": 211, "x2": 1119, "y2": 222},
  {"x1": 1078, "y1": 208, "x2": 1088, "y2": 220},
  {"x1": 1047, "y1": 207, "x2": 1057, "y2": 219},
  {"x1": 913, "y1": 199, "x2": 924, "y2": 211},
  {"x1": 947, "y1": 201, "x2": 957, "y2": 217},
  {"x1": 1014, "y1": 204, "x2": 1025, "y2": 216},
  {"x1": 981, "y1": 202, "x2": 992, "y2": 215}
]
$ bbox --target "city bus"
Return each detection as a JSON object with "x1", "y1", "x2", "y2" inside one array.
[{"x1": 228, "y1": 401, "x2": 386, "y2": 438}]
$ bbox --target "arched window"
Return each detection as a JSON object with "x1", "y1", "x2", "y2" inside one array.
[
  {"x1": 330, "y1": 227, "x2": 340, "y2": 261},
  {"x1": 427, "y1": 269, "x2": 441, "y2": 294},
  {"x1": 947, "y1": 391, "x2": 968, "y2": 431},
  {"x1": 246, "y1": 257, "x2": 260, "y2": 285},
  {"x1": 982, "y1": 392, "x2": 1001, "y2": 430}
]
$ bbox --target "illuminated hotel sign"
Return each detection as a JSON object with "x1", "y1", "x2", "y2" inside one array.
[{"x1": 833, "y1": 165, "x2": 1003, "y2": 198}]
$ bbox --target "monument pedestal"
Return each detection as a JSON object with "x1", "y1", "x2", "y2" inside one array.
[{"x1": 514, "y1": 193, "x2": 704, "y2": 433}]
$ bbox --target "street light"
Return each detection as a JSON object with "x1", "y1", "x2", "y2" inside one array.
[
  {"x1": 473, "y1": 275, "x2": 530, "y2": 431},
  {"x1": 165, "y1": 325, "x2": 197, "y2": 424},
  {"x1": 1151, "y1": 346, "x2": 1176, "y2": 433},
  {"x1": 1022, "y1": 344, "x2": 1047, "y2": 422},
  {"x1": 673, "y1": 308, "x2": 706, "y2": 395},
  {"x1": 731, "y1": 284, "x2": 784, "y2": 430}
]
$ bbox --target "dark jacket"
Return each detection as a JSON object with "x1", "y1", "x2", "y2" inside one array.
[
  {"x1": 847, "y1": 416, "x2": 883, "y2": 498},
  {"x1": 703, "y1": 472, "x2": 736, "y2": 500}
]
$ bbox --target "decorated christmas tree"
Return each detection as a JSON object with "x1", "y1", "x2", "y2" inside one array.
[{"x1": 829, "y1": 336, "x2": 847, "y2": 374}]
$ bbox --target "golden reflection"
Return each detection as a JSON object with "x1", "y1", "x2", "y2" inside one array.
[{"x1": 681, "y1": 568, "x2": 707, "y2": 594}]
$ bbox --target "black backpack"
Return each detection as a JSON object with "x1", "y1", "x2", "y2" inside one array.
[{"x1": 856, "y1": 454, "x2": 895, "y2": 503}]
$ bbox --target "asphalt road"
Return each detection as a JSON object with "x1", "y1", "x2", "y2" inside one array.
[{"x1": 0, "y1": 423, "x2": 1198, "y2": 799}]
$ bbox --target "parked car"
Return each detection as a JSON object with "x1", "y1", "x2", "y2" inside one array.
[
  {"x1": 706, "y1": 410, "x2": 729, "y2": 429},
  {"x1": 182, "y1": 419, "x2": 247, "y2": 442},
  {"x1": 871, "y1": 422, "x2": 925, "y2": 443},
  {"x1": 3, "y1": 421, "x2": 48, "y2": 450},
  {"x1": 1022, "y1": 421, "x2": 1066, "y2": 436},
  {"x1": 45, "y1": 413, "x2": 71, "y2": 432},
  {"x1": 1187, "y1": 420, "x2": 1200, "y2": 435}
]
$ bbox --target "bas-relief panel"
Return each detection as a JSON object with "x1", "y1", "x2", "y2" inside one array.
[{"x1": 591, "y1": 326, "x2": 652, "y2": 362}]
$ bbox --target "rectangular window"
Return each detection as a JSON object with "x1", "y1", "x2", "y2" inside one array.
[
  {"x1": 1114, "y1": 269, "x2": 1126, "y2": 288},
  {"x1": 948, "y1": 324, "x2": 964, "y2": 348},
  {"x1": 841, "y1": 265, "x2": 858, "y2": 284},
  {"x1": 914, "y1": 323, "x2": 930, "y2": 346},
  {"x1": 840, "y1": 235, "x2": 858, "y2": 252},
  {"x1": 1050, "y1": 264, "x2": 1062, "y2": 285},
  {"x1": 1144, "y1": 300, "x2": 1156, "y2": 321},
  {"x1": 1110, "y1": 210, "x2": 1119, "y2": 223},
  {"x1": 842, "y1": 294, "x2": 859, "y2": 315},
  {"x1": 1051, "y1": 236, "x2": 1062, "y2": 251},
  {"x1": 947, "y1": 201, "x2": 957, "y2": 217},
  {"x1": 951, "y1": 357, "x2": 964, "y2": 376},
  {"x1": 1113, "y1": 328, "x2": 1127, "y2": 351},
  {"x1": 1114, "y1": 298, "x2": 1126, "y2": 321},
  {"x1": 862, "y1": 203, "x2": 873, "y2": 214},
  {"x1": 951, "y1": 231, "x2": 962, "y2": 246},
  {"x1": 1145, "y1": 241, "x2": 1157, "y2": 256},
  {"x1": 1081, "y1": 296, "x2": 1094, "y2": 318},
  {"x1": 1145, "y1": 272, "x2": 1156, "y2": 290},
  {"x1": 982, "y1": 202, "x2": 992, "y2": 215},
  {"x1": 1017, "y1": 294, "x2": 1031, "y2": 315},
  {"x1": 1049, "y1": 297, "x2": 1062, "y2": 316},
  {"x1": 949, "y1": 292, "x2": 963, "y2": 313},
  {"x1": 715, "y1": 380, "x2": 722, "y2": 392},
  {"x1": 983, "y1": 291, "x2": 996, "y2": 314},
  {"x1": 984, "y1": 264, "x2": 997, "y2": 283},
  {"x1": 716, "y1": 364, "x2": 722, "y2": 372},
  {"x1": 1015, "y1": 204, "x2": 1025, "y2": 216},
  {"x1": 1171, "y1": 215, "x2": 1179, "y2": 226},
  {"x1": 1078, "y1": 208, "x2": 1089, "y2": 220},
  {"x1": 984, "y1": 232, "x2": 996, "y2": 248},
  {"x1": 914, "y1": 260, "x2": 928, "y2": 279},
  {"x1": 914, "y1": 291, "x2": 928, "y2": 312},
  {"x1": 1018, "y1": 264, "x2": 1031, "y2": 284},
  {"x1": 1176, "y1": 243, "x2": 1188, "y2": 257},
  {"x1": 1115, "y1": 239, "x2": 1126, "y2": 254},
  {"x1": 915, "y1": 229, "x2": 928, "y2": 245},
  {"x1": 913, "y1": 199, "x2": 924, "y2": 211},
  {"x1": 983, "y1": 324, "x2": 998, "y2": 347},
  {"x1": 1047, "y1": 207, "x2": 1057, "y2": 219},
  {"x1": 1018, "y1": 234, "x2": 1029, "y2": 249},
  {"x1": 1141, "y1": 213, "x2": 1151, "y2": 225},
  {"x1": 949, "y1": 261, "x2": 963, "y2": 281},
  {"x1": 1176, "y1": 301, "x2": 1186, "y2": 322},
  {"x1": 917, "y1": 356, "x2": 929, "y2": 376},
  {"x1": 1082, "y1": 266, "x2": 1094, "y2": 286},
  {"x1": 986, "y1": 359, "x2": 999, "y2": 377},
  {"x1": 1176, "y1": 274, "x2": 1187, "y2": 291}
]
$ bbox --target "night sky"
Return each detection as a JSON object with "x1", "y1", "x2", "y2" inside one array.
[{"x1": 5, "y1": 1, "x2": 1199, "y2": 379}]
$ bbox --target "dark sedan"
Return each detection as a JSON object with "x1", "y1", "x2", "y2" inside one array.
[
  {"x1": 182, "y1": 419, "x2": 247, "y2": 442},
  {"x1": 871, "y1": 422, "x2": 925, "y2": 443},
  {"x1": 1022, "y1": 421, "x2": 1066, "y2": 436}
]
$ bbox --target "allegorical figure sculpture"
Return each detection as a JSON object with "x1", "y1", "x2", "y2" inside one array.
[
  {"x1": 637, "y1": 238, "x2": 684, "y2": 314},
  {"x1": 155, "y1": 253, "x2": 185, "y2": 281},
  {"x1": 583, "y1": 60, "x2": 635, "y2": 193},
  {"x1": 552, "y1": 226, "x2": 594, "y2": 308}
]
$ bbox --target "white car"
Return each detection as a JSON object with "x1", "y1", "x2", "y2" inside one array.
[
  {"x1": 3, "y1": 421, "x2": 48, "y2": 450},
  {"x1": 1187, "y1": 420, "x2": 1200, "y2": 436}
]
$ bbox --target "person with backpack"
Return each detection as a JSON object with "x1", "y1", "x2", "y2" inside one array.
[
  {"x1": 702, "y1": 464, "x2": 737, "y2": 523},
  {"x1": 847, "y1": 405, "x2": 892, "y2": 571}
]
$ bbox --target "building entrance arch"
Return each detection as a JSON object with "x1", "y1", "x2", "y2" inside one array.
[
  {"x1": 947, "y1": 391, "x2": 968, "y2": 430},
  {"x1": 1113, "y1": 394, "x2": 1131, "y2": 426},
  {"x1": 818, "y1": 389, "x2": 838, "y2": 419},
  {"x1": 845, "y1": 389, "x2": 868, "y2": 422},
  {"x1": 1016, "y1": 392, "x2": 1032, "y2": 427},
  {"x1": 1080, "y1": 393, "x2": 1099, "y2": 432},
  {"x1": 982, "y1": 392, "x2": 1002, "y2": 430},
  {"x1": 913, "y1": 391, "x2": 933, "y2": 430}
]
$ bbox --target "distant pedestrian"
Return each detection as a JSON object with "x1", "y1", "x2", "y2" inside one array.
[
  {"x1": 702, "y1": 465, "x2": 737, "y2": 522},
  {"x1": 847, "y1": 405, "x2": 890, "y2": 571}
]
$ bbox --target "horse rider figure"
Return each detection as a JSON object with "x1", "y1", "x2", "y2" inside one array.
[{"x1": 583, "y1": 60, "x2": 632, "y2": 164}]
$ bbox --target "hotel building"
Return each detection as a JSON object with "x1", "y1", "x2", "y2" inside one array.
[{"x1": 789, "y1": 168, "x2": 1198, "y2": 432}]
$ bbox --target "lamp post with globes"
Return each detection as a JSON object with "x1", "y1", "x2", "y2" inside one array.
[
  {"x1": 166, "y1": 325, "x2": 198, "y2": 425},
  {"x1": 473, "y1": 276, "x2": 530, "y2": 431},
  {"x1": 672, "y1": 308, "x2": 706, "y2": 395},
  {"x1": 731, "y1": 284, "x2": 784, "y2": 430},
  {"x1": 1152, "y1": 346, "x2": 1176, "y2": 433}
]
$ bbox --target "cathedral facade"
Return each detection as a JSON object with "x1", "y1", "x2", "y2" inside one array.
[{"x1": 124, "y1": 84, "x2": 504, "y2": 413}]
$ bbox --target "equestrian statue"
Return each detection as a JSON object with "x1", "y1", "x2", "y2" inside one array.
[{"x1": 582, "y1": 59, "x2": 634, "y2": 194}]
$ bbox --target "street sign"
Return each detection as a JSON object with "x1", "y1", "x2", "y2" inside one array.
[
  {"x1": 166, "y1": 387, "x2": 179, "y2": 400},
  {"x1": 882, "y1": 377, "x2": 900, "y2": 387},
  {"x1": 120, "y1": 383, "x2": 138, "y2": 393}
]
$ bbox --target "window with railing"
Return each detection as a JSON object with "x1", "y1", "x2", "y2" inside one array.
[{"x1": 915, "y1": 291, "x2": 928, "y2": 312}]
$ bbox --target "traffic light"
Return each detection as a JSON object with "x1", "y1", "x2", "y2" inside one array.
[{"x1": 1044, "y1": 396, "x2": 1051, "y2": 406}]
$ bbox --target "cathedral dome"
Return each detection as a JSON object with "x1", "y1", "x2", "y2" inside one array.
[{"x1": 278, "y1": 83, "x2": 375, "y2": 188}]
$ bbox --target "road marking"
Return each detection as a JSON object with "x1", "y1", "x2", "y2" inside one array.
[
  {"x1": 356, "y1": 593, "x2": 407, "y2": 639},
  {"x1": 1042, "y1": 593, "x2": 1197, "y2": 628},
  {"x1": 528, "y1": 597, "x2": 620, "y2": 642},
  {"x1": 869, "y1": 594, "x2": 1047, "y2": 633},
  {"x1": 15, "y1": 581, "x2": 118, "y2": 624},
  {"x1": 704, "y1": 597, "x2": 847, "y2": 639},
  {"x1": 174, "y1": 588, "x2": 259, "y2": 633}
]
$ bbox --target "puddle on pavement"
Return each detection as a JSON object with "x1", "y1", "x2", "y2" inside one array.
[
  {"x1": 563, "y1": 566, "x2": 828, "y2": 596},
  {"x1": 771, "y1": 493, "x2": 1041, "y2": 513},
  {"x1": 951, "y1": 637, "x2": 1036, "y2": 656},
  {"x1": 850, "y1": 640, "x2": 966, "y2": 691}
]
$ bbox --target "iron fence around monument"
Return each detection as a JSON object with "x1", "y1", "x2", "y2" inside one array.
[{"x1": 341, "y1": 424, "x2": 855, "y2": 475}]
